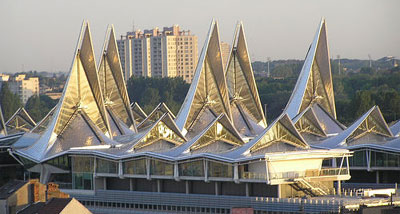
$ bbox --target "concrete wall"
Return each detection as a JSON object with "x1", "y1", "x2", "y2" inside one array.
[{"x1": 106, "y1": 178, "x2": 130, "y2": 191}]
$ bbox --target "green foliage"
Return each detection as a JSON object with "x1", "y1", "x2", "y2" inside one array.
[
  {"x1": 256, "y1": 77, "x2": 297, "y2": 122},
  {"x1": 25, "y1": 95, "x2": 58, "y2": 122},
  {"x1": 126, "y1": 77, "x2": 190, "y2": 115},
  {"x1": 0, "y1": 82, "x2": 22, "y2": 121}
]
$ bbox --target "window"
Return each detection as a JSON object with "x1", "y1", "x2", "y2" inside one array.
[
  {"x1": 208, "y1": 161, "x2": 233, "y2": 178},
  {"x1": 124, "y1": 159, "x2": 146, "y2": 175},
  {"x1": 150, "y1": 159, "x2": 173, "y2": 176},
  {"x1": 179, "y1": 160, "x2": 204, "y2": 176},
  {"x1": 96, "y1": 159, "x2": 118, "y2": 174}
]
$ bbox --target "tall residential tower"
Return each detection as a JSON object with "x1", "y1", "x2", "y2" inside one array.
[{"x1": 117, "y1": 25, "x2": 198, "y2": 83}]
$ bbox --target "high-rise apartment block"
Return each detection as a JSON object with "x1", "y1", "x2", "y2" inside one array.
[
  {"x1": 117, "y1": 25, "x2": 198, "y2": 83},
  {"x1": 1, "y1": 74, "x2": 39, "y2": 104}
]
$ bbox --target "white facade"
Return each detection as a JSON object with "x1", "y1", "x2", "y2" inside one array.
[{"x1": 117, "y1": 25, "x2": 198, "y2": 83}]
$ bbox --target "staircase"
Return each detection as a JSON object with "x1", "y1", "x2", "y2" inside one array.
[{"x1": 290, "y1": 179, "x2": 331, "y2": 196}]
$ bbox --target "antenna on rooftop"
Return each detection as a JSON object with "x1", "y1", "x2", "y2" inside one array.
[
  {"x1": 368, "y1": 54, "x2": 372, "y2": 68},
  {"x1": 132, "y1": 19, "x2": 135, "y2": 32}
]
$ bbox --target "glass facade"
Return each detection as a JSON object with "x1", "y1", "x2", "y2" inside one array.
[
  {"x1": 370, "y1": 150, "x2": 400, "y2": 167},
  {"x1": 46, "y1": 155, "x2": 70, "y2": 170},
  {"x1": 72, "y1": 156, "x2": 93, "y2": 190},
  {"x1": 348, "y1": 149, "x2": 400, "y2": 168},
  {"x1": 150, "y1": 159, "x2": 173, "y2": 176},
  {"x1": 208, "y1": 161, "x2": 233, "y2": 178},
  {"x1": 179, "y1": 160, "x2": 204, "y2": 177},
  {"x1": 123, "y1": 159, "x2": 146, "y2": 175},
  {"x1": 96, "y1": 158, "x2": 118, "y2": 174}
]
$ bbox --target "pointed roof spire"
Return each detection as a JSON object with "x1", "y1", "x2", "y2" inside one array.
[
  {"x1": 98, "y1": 25, "x2": 136, "y2": 132},
  {"x1": 175, "y1": 20, "x2": 232, "y2": 134},
  {"x1": 186, "y1": 113, "x2": 244, "y2": 153},
  {"x1": 319, "y1": 106, "x2": 393, "y2": 148},
  {"x1": 131, "y1": 102, "x2": 147, "y2": 124},
  {"x1": 293, "y1": 105, "x2": 327, "y2": 138},
  {"x1": 224, "y1": 114, "x2": 309, "y2": 158},
  {"x1": 30, "y1": 105, "x2": 57, "y2": 134},
  {"x1": 128, "y1": 112, "x2": 186, "y2": 152},
  {"x1": 284, "y1": 18, "x2": 336, "y2": 119},
  {"x1": 52, "y1": 21, "x2": 111, "y2": 137},
  {"x1": 14, "y1": 21, "x2": 113, "y2": 162},
  {"x1": 0, "y1": 105, "x2": 7, "y2": 136},
  {"x1": 5, "y1": 107, "x2": 36, "y2": 134},
  {"x1": 226, "y1": 21, "x2": 267, "y2": 135},
  {"x1": 137, "y1": 103, "x2": 175, "y2": 130}
]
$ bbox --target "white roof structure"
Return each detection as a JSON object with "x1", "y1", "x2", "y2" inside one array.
[
  {"x1": 6, "y1": 20, "x2": 355, "y2": 179},
  {"x1": 5, "y1": 107, "x2": 36, "y2": 134},
  {"x1": 284, "y1": 18, "x2": 336, "y2": 120},
  {"x1": 390, "y1": 120, "x2": 400, "y2": 137},
  {"x1": 225, "y1": 22, "x2": 267, "y2": 137},
  {"x1": 175, "y1": 20, "x2": 232, "y2": 136},
  {"x1": 14, "y1": 21, "x2": 113, "y2": 162},
  {"x1": 130, "y1": 102, "x2": 147, "y2": 124},
  {"x1": 317, "y1": 106, "x2": 393, "y2": 149},
  {"x1": 0, "y1": 105, "x2": 7, "y2": 136},
  {"x1": 137, "y1": 103, "x2": 175, "y2": 130},
  {"x1": 98, "y1": 25, "x2": 137, "y2": 133}
]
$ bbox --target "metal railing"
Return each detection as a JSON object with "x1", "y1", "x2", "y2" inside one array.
[
  {"x1": 241, "y1": 172, "x2": 268, "y2": 180},
  {"x1": 270, "y1": 168, "x2": 349, "y2": 180},
  {"x1": 319, "y1": 168, "x2": 348, "y2": 176},
  {"x1": 70, "y1": 190, "x2": 343, "y2": 214}
]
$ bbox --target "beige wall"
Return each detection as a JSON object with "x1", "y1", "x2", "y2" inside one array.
[
  {"x1": 60, "y1": 198, "x2": 92, "y2": 214},
  {"x1": 4, "y1": 183, "x2": 30, "y2": 214},
  {"x1": 119, "y1": 26, "x2": 198, "y2": 83}
]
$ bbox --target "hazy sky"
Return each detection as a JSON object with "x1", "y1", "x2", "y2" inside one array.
[{"x1": 1, "y1": 0, "x2": 399, "y2": 73}]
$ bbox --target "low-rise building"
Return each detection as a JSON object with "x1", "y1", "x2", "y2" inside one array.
[{"x1": 1, "y1": 74, "x2": 39, "y2": 104}]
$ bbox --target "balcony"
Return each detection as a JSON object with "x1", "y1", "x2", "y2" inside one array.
[
  {"x1": 239, "y1": 168, "x2": 350, "y2": 184},
  {"x1": 240, "y1": 172, "x2": 268, "y2": 180}
]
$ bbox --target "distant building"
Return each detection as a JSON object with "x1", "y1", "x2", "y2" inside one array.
[
  {"x1": 1, "y1": 74, "x2": 39, "y2": 104},
  {"x1": 117, "y1": 25, "x2": 198, "y2": 83}
]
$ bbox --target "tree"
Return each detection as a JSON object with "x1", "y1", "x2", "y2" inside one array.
[
  {"x1": 126, "y1": 77, "x2": 189, "y2": 114},
  {"x1": 352, "y1": 90, "x2": 375, "y2": 118},
  {"x1": 0, "y1": 82, "x2": 22, "y2": 121},
  {"x1": 25, "y1": 95, "x2": 57, "y2": 122}
]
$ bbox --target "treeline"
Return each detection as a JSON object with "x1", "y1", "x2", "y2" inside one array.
[
  {"x1": 0, "y1": 83, "x2": 58, "y2": 122},
  {"x1": 126, "y1": 77, "x2": 190, "y2": 115},
  {"x1": 125, "y1": 69, "x2": 400, "y2": 126},
  {"x1": 1, "y1": 66, "x2": 400, "y2": 127}
]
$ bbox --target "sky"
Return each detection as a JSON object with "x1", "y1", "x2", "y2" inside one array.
[{"x1": 0, "y1": 0, "x2": 399, "y2": 73}]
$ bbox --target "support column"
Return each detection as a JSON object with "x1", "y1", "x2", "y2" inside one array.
[
  {"x1": 215, "y1": 182, "x2": 219, "y2": 195},
  {"x1": 277, "y1": 184, "x2": 282, "y2": 198},
  {"x1": 337, "y1": 180, "x2": 341, "y2": 196},
  {"x1": 174, "y1": 163, "x2": 180, "y2": 181},
  {"x1": 157, "y1": 180, "x2": 162, "y2": 193},
  {"x1": 245, "y1": 183, "x2": 250, "y2": 197},
  {"x1": 146, "y1": 159, "x2": 151, "y2": 180},
  {"x1": 39, "y1": 164, "x2": 51, "y2": 184},
  {"x1": 376, "y1": 171, "x2": 380, "y2": 184},
  {"x1": 118, "y1": 160, "x2": 124, "y2": 178},
  {"x1": 103, "y1": 177, "x2": 107, "y2": 190},
  {"x1": 93, "y1": 157, "x2": 97, "y2": 190},
  {"x1": 130, "y1": 178, "x2": 134, "y2": 191},
  {"x1": 204, "y1": 159, "x2": 208, "y2": 182},
  {"x1": 185, "y1": 180, "x2": 190, "y2": 194},
  {"x1": 234, "y1": 163, "x2": 239, "y2": 184}
]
